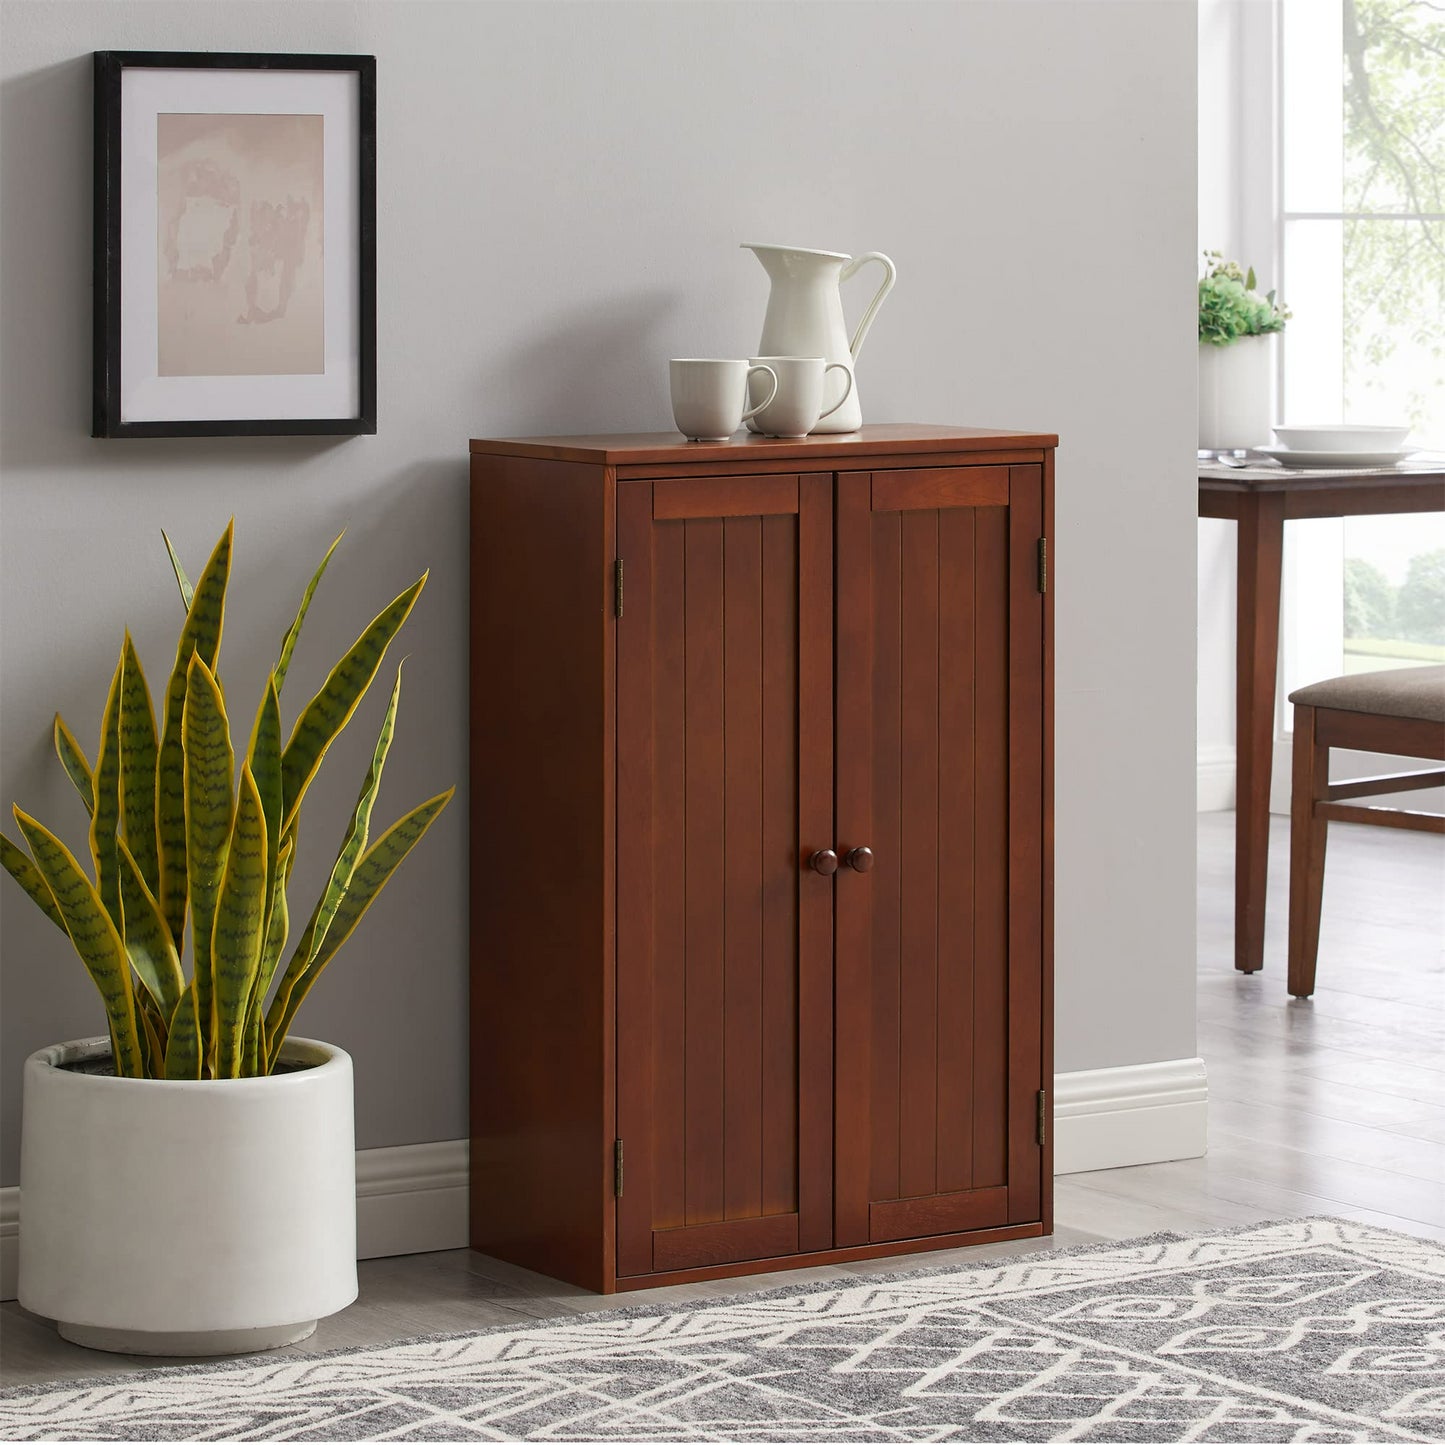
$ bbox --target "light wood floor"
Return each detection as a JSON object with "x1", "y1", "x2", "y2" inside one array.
[{"x1": 3, "y1": 812, "x2": 1441, "y2": 1388}]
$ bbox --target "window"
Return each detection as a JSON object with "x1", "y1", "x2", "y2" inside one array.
[{"x1": 1278, "y1": 0, "x2": 1445, "y2": 701}]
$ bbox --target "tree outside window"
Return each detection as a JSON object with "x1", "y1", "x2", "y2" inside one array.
[{"x1": 1285, "y1": 0, "x2": 1445, "y2": 673}]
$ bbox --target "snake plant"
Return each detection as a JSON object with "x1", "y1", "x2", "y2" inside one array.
[{"x1": 1, "y1": 522, "x2": 453, "y2": 1079}]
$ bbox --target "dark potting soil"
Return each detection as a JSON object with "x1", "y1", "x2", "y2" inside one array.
[{"x1": 58, "y1": 1055, "x2": 315, "y2": 1077}]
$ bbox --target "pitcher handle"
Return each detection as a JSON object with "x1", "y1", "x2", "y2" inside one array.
[{"x1": 840, "y1": 251, "x2": 897, "y2": 361}]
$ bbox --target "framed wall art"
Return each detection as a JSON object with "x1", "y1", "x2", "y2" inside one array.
[{"x1": 92, "y1": 51, "x2": 376, "y2": 438}]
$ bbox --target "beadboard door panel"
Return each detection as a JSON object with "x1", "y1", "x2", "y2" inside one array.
[
  {"x1": 833, "y1": 466, "x2": 1044, "y2": 1247},
  {"x1": 614, "y1": 477, "x2": 834, "y2": 1278}
]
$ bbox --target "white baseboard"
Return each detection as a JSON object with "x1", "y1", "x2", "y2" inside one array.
[
  {"x1": 356, "y1": 1139, "x2": 469, "y2": 1260},
  {"x1": 0, "y1": 1188, "x2": 15, "y2": 1302},
  {"x1": 1, "y1": 1062, "x2": 1210, "y2": 1303},
  {"x1": 1197, "y1": 744, "x2": 1236, "y2": 812},
  {"x1": 0, "y1": 1138, "x2": 470, "y2": 1303},
  {"x1": 1053, "y1": 1057, "x2": 1209, "y2": 1175}
]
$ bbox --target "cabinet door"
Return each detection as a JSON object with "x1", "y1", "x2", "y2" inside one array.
[
  {"x1": 616, "y1": 474, "x2": 835, "y2": 1278},
  {"x1": 833, "y1": 466, "x2": 1045, "y2": 1246}
]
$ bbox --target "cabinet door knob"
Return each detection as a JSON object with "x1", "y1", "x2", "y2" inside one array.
[
  {"x1": 808, "y1": 849, "x2": 839, "y2": 876},
  {"x1": 844, "y1": 846, "x2": 875, "y2": 873}
]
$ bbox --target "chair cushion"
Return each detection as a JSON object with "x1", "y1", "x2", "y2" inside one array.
[{"x1": 1288, "y1": 665, "x2": 1445, "y2": 723}]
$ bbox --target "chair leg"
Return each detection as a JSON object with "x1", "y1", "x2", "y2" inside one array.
[{"x1": 1288, "y1": 704, "x2": 1329, "y2": 997}]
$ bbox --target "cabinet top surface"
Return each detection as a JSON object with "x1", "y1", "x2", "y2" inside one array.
[{"x1": 469, "y1": 423, "x2": 1057, "y2": 466}]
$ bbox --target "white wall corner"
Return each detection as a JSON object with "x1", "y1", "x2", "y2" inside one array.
[
  {"x1": 1197, "y1": 744, "x2": 1237, "y2": 812},
  {"x1": 0, "y1": 1139, "x2": 469, "y2": 1304},
  {"x1": 1053, "y1": 1057, "x2": 1209, "y2": 1175}
]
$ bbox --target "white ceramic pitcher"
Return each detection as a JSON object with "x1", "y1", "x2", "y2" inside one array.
[{"x1": 741, "y1": 244, "x2": 896, "y2": 433}]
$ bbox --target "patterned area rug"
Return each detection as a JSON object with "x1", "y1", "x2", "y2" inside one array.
[{"x1": 2, "y1": 1218, "x2": 1443, "y2": 1442}]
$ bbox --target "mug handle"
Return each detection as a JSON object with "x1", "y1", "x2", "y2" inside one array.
[
  {"x1": 816, "y1": 362, "x2": 855, "y2": 420},
  {"x1": 740, "y1": 364, "x2": 778, "y2": 421}
]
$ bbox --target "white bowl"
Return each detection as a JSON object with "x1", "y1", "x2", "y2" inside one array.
[{"x1": 1272, "y1": 424, "x2": 1410, "y2": 453}]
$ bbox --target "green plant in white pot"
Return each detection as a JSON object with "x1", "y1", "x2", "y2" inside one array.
[
  {"x1": 1, "y1": 522, "x2": 452, "y2": 1356},
  {"x1": 1198, "y1": 251, "x2": 1292, "y2": 452}
]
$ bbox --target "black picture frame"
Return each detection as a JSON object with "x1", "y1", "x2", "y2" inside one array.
[{"x1": 92, "y1": 51, "x2": 376, "y2": 438}]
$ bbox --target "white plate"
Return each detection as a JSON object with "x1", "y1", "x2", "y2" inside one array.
[{"x1": 1257, "y1": 446, "x2": 1418, "y2": 469}]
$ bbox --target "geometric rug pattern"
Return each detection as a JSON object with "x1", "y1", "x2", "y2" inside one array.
[{"x1": 2, "y1": 1218, "x2": 1443, "y2": 1441}]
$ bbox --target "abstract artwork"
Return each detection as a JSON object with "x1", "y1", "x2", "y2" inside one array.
[{"x1": 92, "y1": 53, "x2": 375, "y2": 437}]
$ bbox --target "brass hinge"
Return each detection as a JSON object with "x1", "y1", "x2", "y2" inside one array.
[
  {"x1": 613, "y1": 1138, "x2": 624, "y2": 1197},
  {"x1": 1037, "y1": 1089, "x2": 1048, "y2": 1146},
  {"x1": 1037, "y1": 537, "x2": 1048, "y2": 594},
  {"x1": 613, "y1": 559, "x2": 624, "y2": 618}
]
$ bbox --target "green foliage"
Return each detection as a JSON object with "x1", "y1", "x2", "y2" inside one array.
[
  {"x1": 1396, "y1": 548, "x2": 1445, "y2": 645},
  {"x1": 0, "y1": 524, "x2": 453, "y2": 1079},
  {"x1": 1344, "y1": 557, "x2": 1397, "y2": 639},
  {"x1": 1342, "y1": 0, "x2": 1445, "y2": 433},
  {"x1": 1199, "y1": 252, "x2": 1292, "y2": 346}
]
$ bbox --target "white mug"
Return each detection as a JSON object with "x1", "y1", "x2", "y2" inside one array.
[
  {"x1": 670, "y1": 359, "x2": 778, "y2": 441},
  {"x1": 746, "y1": 356, "x2": 854, "y2": 437}
]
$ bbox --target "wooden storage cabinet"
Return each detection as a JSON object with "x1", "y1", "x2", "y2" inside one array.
[{"x1": 470, "y1": 425, "x2": 1055, "y2": 1293}]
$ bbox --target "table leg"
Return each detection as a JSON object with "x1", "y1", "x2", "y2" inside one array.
[{"x1": 1234, "y1": 491, "x2": 1286, "y2": 973}]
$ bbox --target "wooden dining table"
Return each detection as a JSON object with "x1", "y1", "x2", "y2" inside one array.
[{"x1": 1198, "y1": 456, "x2": 1445, "y2": 975}]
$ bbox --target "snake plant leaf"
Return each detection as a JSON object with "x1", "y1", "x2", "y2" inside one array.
[
  {"x1": 183, "y1": 653, "x2": 234, "y2": 1058},
  {"x1": 53, "y1": 716, "x2": 95, "y2": 818},
  {"x1": 164, "y1": 982, "x2": 202, "y2": 1079},
  {"x1": 89, "y1": 647, "x2": 124, "y2": 928},
  {"x1": 267, "y1": 787, "x2": 453, "y2": 1061},
  {"x1": 0, "y1": 831, "x2": 69, "y2": 935},
  {"x1": 308, "y1": 662, "x2": 404, "y2": 967},
  {"x1": 118, "y1": 632, "x2": 160, "y2": 897},
  {"x1": 273, "y1": 531, "x2": 343, "y2": 696},
  {"x1": 255, "y1": 837, "x2": 292, "y2": 1010},
  {"x1": 265, "y1": 668, "x2": 403, "y2": 1055},
  {"x1": 13, "y1": 807, "x2": 143, "y2": 1078},
  {"x1": 279, "y1": 574, "x2": 425, "y2": 833},
  {"x1": 245, "y1": 838, "x2": 292, "y2": 1077},
  {"x1": 211, "y1": 766, "x2": 267, "y2": 1079},
  {"x1": 246, "y1": 676, "x2": 283, "y2": 942},
  {"x1": 140, "y1": 1004, "x2": 166, "y2": 1074},
  {"x1": 157, "y1": 520, "x2": 233, "y2": 949},
  {"x1": 161, "y1": 530, "x2": 196, "y2": 611},
  {"x1": 117, "y1": 836, "x2": 184, "y2": 1020}
]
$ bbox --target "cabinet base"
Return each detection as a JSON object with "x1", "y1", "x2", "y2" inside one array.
[
  {"x1": 472, "y1": 1219, "x2": 1047, "y2": 1295},
  {"x1": 619, "y1": 1220, "x2": 1046, "y2": 1291}
]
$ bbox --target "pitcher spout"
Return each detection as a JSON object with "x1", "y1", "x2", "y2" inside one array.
[{"x1": 741, "y1": 243, "x2": 850, "y2": 278}]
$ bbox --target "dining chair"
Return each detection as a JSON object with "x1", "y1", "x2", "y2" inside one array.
[{"x1": 1287, "y1": 665, "x2": 1445, "y2": 998}]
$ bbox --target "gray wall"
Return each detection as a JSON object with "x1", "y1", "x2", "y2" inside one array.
[{"x1": 0, "y1": 0, "x2": 1199, "y2": 1185}]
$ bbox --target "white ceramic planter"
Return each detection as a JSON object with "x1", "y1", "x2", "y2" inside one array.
[
  {"x1": 19, "y1": 1036, "x2": 357, "y2": 1356},
  {"x1": 1199, "y1": 334, "x2": 1273, "y2": 451}
]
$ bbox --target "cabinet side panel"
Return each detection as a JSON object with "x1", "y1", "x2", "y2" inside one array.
[{"x1": 469, "y1": 454, "x2": 612, "y2": 1292}]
